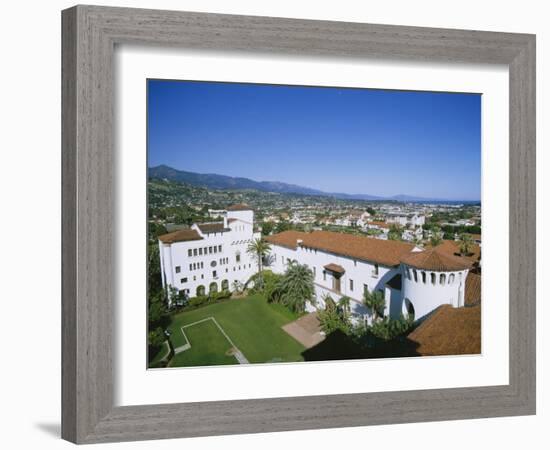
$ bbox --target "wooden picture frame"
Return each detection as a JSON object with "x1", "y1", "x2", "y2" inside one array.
[{"x1": 62, "y1": 5, "x2": 536, "y2": 444}]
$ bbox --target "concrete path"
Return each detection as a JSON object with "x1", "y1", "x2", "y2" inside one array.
[{"x1": 282, "y1": 312, "x2": 325, "y2": 348}]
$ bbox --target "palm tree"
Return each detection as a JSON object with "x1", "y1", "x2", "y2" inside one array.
[
  {"x1": 458, "y1": 233, "x2": 473, "y2": 255},
  {"x1": 276, "y1": 261, "x2": 315, "y2": 313},
  {"x1": 363, "y1": 289, "x2": 385, "y2": 323},
  {"x1": 430, "y1": 226, "x2": 443, "y2": 247},
  {"x1": 338, "y1": 295, "x2": 352, "y2": 318},
  {"x1": 246, "y1": 238, "x2": 272, "y2": 290}
]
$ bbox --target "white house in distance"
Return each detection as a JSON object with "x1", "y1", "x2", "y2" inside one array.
[
  {"x1": 265, "y1": 230, "x2": 476, "y2": 322},
  {"x1": 158, "y1": 204, "x2": 260, "y2": 305}
]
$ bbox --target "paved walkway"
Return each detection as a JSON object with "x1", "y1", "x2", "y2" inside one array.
[{"x1": 282, "y1": 312, "x2": 325, "y2": 348}]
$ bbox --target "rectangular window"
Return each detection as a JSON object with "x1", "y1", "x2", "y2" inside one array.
[
  {"x1": 363, "y1": 284, "x2": 369, "y2": 295},
  {"x1": 180, "y1": 278, "x2": 188, "y2": 284},
  {"x1": 323, "y1": 271, "x2": 326, "y2": 281},
  {"x1": 188, "y1": 249, "x2": 192, "y2": 257},
  {"x1": 350, "y1": 279, "x2": 354, "y2": 291},
  {"x1": 193, "y1": 248, "x2": 198, "y2": 257},
  {"x1": 218, "y1": 245, "x2": 222, "y2": 252},
  {"x1": 373, "y1": 263, "x2": 379, "y2": 276},
  {"x1": 213, "y1": 270, "x2": 217, "y2": 278},
  {"x1": 175, "y1": 266, "x2": 181, "y2": 273},
  {"x1": 209, "y1": 246, "x2": 213, "y2": 254},
  {"x1": 189, "y1": 264, "x2": 192, "y2": 271},
  {"x1": 214, "y1": 246, "x2": 217, "y2": 253},
  {"x1": 204, "y1": 247, "x2": 207, "y2": 255},
  {"x1": 193, "y1": 276, "x2": 196, "y2": 281},
  {"x1": 199, "y1": 248, "x2": 203, "y2": 256},
  {"x1": 201, "y1": 262, "x2": 204, "y2": 269},
  {"x1": 236, "y1": 253, "x2": 241, "y2": 263},
  {"x1": 313, "y1": 267, "x2": 316, "y2": 277}
]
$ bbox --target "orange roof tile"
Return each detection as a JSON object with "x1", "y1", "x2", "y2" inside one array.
[
  {"x1": 324, "y1": 263, "x2": 345, "y2": 274},
  {"x1": 267, "y1": 230, "x2": 415, "y2": 267},
  {"x1": 429, "y1": 240, "x2": 481, "y2": 266},
  {"x1": 465, "y1": 272, "x2": 481, "y2": 306},
  {"x1": 227, "y1": 203, "x2": 252, "y2": 211},
  {"x1": 400, "y1": 247, "x2": 472, "y2": 271},
  {"x1": 158, "y1": 229, "x2": 203, "y2": 244},
  {"x1": 265, "y1": 230, "x2": 308, "y2": 249},
  {"x1": 407, "y1": 304, "x2": 481, "y2": 356}
]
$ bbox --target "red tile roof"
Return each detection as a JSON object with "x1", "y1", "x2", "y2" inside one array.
[
  {"x1": 197, "y1": 222, "x2": 230, "y2": 234},
  {"x1": 465, "y1": 272, "x2": 481, "y2": 306},
  {"x1": 407, "y1": 304, "x2": 481, "y2": 356},
  {"x1": 428, "y1": 240, "x2": 481, "y2": 266},
  {"x1": 324, "y1": 263, "x2": 345, "y2": 274},
  {"x1": 400, "y1": 247, "x2": 472, "y2": 271},
  {"x1": 227, "y1": 203, "x2": 252, "y2": 211},
  {"x1": 265, "y1": 230, "x2": 308, "y2": 249},
  {"x1": 266, "y1": 230, "x2": 415, "y2": 267},
  {"x1": 158, "y1": 229, "x2": 203, "y2": 244}
]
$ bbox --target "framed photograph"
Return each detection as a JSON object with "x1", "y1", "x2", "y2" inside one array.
[{"x1": 62, "y1": 5, "x2": 536, "y2": 444}]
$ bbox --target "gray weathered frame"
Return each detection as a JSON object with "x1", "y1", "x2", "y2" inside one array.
[{"x1": 62, "y1": 5, "x2": 536, "y2": 444}]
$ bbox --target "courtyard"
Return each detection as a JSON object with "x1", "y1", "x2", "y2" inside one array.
[{"x1": 166, "y1": 294, "x2": 308, "y2": 367}]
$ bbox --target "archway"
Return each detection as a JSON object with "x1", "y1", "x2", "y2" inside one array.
[
  {"x1": 196, "y1": 285, "x2": 205, "y2": 296},
  {"x1": 404, "y1": 298, "x2": 415, "y2": 320},
  {"x1": 209, "y1": 281, "x2": 218, "y2": 294}
]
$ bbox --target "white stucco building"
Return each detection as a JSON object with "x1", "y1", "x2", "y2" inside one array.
[
  {"x1": 266, "y1": 230, "x2": 476, "y2": 322},
  {"x1": 158, "y1": 204, "x2": 261, "y2": 305}
]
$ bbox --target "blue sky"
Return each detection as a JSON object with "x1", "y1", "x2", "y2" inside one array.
[{"x1": 147, "y1": 79, "x2": 481, "y2": 201}]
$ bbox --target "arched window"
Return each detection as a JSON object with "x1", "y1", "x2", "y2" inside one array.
[
  {"x1": 196, "y1": 285, "x2": 205, "y2": 296},
  {"x1": 459, "y1": 272, "x2": 463, "y2": 281},
  {"x1": 449, "y1": 274, "x2": 455, "y2": 284},
  {"x1": 221, "y1": 279, "x2": 229, "y2": 291},
  {"x1": 209, "y1": 282, "x2": 218, "y2": 293},
  {"x1": 413, "y1": 270, "x2": 418, "y2": 282},
  {"x1": 431, "y1": 272, "x2": 436, "y2": 285},
  {"x1": 440, "y1": 273, "x2": 446, "y2": 285},
  {"x1": 406, "y1": 268, "x2": 411, "y2": 279},
  {"x1": 421, "y1": 271, "x2": 427, "y2": 284}
]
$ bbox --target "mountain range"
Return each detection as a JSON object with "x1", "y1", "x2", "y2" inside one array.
[{"x1": 148, "y1": 165, "x2": 475, "y2": 203}]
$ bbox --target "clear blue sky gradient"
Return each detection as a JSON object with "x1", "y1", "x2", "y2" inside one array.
[{"x1": 147, "y1": 79, "x2": 481, "y2": 201}]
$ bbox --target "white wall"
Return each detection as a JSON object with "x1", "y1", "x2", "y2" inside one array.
[
  {"x1": 401, "y1": 266, "x2": 470, "y2": 319},
  {"x1": 1, "y1": 1, "x2": 547, "y2": 450}
]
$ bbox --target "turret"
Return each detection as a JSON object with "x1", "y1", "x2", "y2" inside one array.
[{"x1": 400, "y1": 247, "x2": 471, "y2": 320}]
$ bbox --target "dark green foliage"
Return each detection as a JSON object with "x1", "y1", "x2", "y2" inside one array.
[
  {"x1": 368, "y1": 316, "x2": 415, "y2": 341},
  {"x1": 318, "y1": 294, "x2": 352, "y2": 335},
  {"x1": 430, "y1": 226, "x2": 443, "y2": 246},
  {"x1": 388, "y1": 224, "x2": 402, "y2": 241},
  {"x1": 269, "y1": 262, "x2": 315, "y2": 313},
  {"x1": 147, "y1": 244, "x2": 163, "y2": 296},
  {"x1": 363, "y1": 289, "x2": 386, "y2": 322},
  {"x1": 246, "y1": 238, "x2": 272, "y2": 290},
  {"x1": 260, "y1": 221, "x2": 275, "y2": 236}
]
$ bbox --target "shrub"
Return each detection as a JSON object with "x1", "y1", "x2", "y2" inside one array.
[
  {"x1": 188, "y1": 295, "x2": 209, "y2": 308},
  {"x1": 368, "y1": 316, "x2": 414, "y2": 341},
  {"x1": 318, "y1": 307, "x2": 351, "y2": 335}
]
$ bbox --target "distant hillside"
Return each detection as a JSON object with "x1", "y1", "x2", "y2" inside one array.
[{"x1": 148, "y1": 165, "x2": 478, "y2": 204}]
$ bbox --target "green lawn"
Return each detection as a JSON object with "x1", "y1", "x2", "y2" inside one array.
[
  {"x1": 167, "y1": 294, "x2": 306, "y2": 368},
  {"x1": 171, "y1": 319, "x2": 237, "y2": 367}
]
